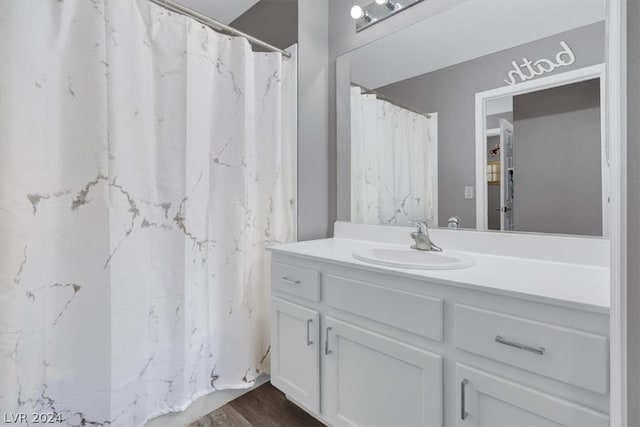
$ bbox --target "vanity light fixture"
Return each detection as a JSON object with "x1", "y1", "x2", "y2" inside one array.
[
  {"x1": 351, "y1": 0, "x2": 423, "y2": 32},
  {"x1": 350, "y1": 5, "x2": 373, "y2": 22}
]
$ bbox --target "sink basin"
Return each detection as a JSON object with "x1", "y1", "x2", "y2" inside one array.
[{"x1": 353, "y1": 247, "x2": 475, "y2": 270}]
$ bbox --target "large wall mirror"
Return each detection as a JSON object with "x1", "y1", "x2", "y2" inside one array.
[{"x1": 336, "y1": 0, "x2": 608, "y2": 237}]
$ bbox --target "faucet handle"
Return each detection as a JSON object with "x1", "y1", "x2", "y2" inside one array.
[
  {"x1": 447, "y1": 216, "x2": 462, "y2": 229},
  {"x1": 410, "y1": 220, "x2": 429, "y2": 234}
]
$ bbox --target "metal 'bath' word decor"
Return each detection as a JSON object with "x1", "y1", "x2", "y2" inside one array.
[{"x1": 504, "y1": 41, "x2": 576, "y2": 85}]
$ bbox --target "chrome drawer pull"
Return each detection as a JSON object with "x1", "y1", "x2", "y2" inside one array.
[
  {"x1": 281, "y1": 276, "x2": 301, "y2": 285},
  {"x1": 461, "y1": 379, "x2": 469, "y2": 420},
  {"x1": 325, "y1": 327, "x2": 333, "y2": 355},
  {"x1": 495, "y1": 335, "x2": 545, "y2": 355},
  {"x1": 306, "y1": 319, "x2": 313, "y2": 346}
]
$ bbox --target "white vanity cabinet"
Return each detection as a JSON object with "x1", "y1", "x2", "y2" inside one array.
[
  {"x1": 270, "y1": 297, "x2": 320, "y2": 413},
  {"x1": 269, "y1": 251, "x2": 610, "y2": 427},
  {"x1": 454, "y1": 304, "x2": 609, "y2": 395},
  {"x1": 324, "y1": 317, "x2": 443, "y2": 426},
  {"x1": 455, "y1": 364, "x2": 609, "y2": 427}
]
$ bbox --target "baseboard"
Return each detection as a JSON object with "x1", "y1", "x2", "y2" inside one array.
[{"x1": 145, "y1": 375, "x2": 270, "y2": 427}]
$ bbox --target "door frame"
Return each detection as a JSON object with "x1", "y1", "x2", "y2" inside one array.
[{"x1": 474, "y1": 63, "x2": 607, "y2": 233}]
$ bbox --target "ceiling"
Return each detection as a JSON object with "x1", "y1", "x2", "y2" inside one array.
[{"x1": 173, "y1": 0, "x2": 260, "y2": 24}]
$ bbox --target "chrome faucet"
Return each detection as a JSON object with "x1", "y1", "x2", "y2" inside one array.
[
  {"x1": 410, "y1": 220, "x2": 442, "y2": 252},
  {"x1": 447, "y1": 216, "x2": 462, "y2": 229}
]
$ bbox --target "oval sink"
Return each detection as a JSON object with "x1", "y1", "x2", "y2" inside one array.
[{"x1": 353, "y1": 247, "x2": 475, "y2": 270}]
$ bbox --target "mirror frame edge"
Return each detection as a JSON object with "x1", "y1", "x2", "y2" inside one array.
[
  {"x1": 336, "y1": 53, "x2": 352, "y2": 222},
  {"x1": 606, "y1": 0, "x2": 628, "y2": 425}
]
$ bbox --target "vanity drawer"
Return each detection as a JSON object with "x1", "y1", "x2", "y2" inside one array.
[
  {"x1": 455, "y1": 304, "x2": 608, "y2": 394},
  {"x1": 271, "y1": 262, "x2": 321, "y2": 302},
  {"x1": 324, "y1": 274, "x2": 443, "y2": 342}
]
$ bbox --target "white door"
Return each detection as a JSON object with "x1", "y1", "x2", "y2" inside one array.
[
  {"x1": 270, "y1": 297, "x2": 320, "y2": 413},
  {"x1": 456, "y1": 364, "x2": 609, "y2": 427},
  {"x1": 499, "y1": 119, "x2": 515, "y2": 231},
  {"x1": 324, "y1": 317, "x2": 443, "y2": 427}
]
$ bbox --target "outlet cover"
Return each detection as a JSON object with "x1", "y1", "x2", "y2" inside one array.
[{"x1": 464, "y1": 186, "x2": 474, "y2": 199}]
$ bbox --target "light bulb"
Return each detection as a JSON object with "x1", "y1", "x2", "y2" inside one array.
[
  {"x1": 350, "y1": 5, "x2": 364, "y2": 19},
  {"x1": 376, "y1": 0, "x2": 397, "y2": 10}
]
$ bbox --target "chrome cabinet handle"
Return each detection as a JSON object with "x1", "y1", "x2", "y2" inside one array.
[
  {"x1": 495, "y1": 335, "x2": 545, "y2": 355},
  {"x1": 461, "y1": 379, "x2": 469, "y2": 420},
  {"x1": 325, "y1": 327, "x2": 333, "y2": 355},
  {"x1": 306, "y1": 319, "x2": 313, "y2": 346},
  {"x1": 281, "y1": 276, "x2": 301, "y2": 285}
]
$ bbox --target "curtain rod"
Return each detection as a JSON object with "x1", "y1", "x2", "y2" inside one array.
[
  {"x1": 148, "y1": 0, "x2": 292, "y2": 59},
  {"x1": 352, "y1": 82, "x2": 432, "y2": 119}
]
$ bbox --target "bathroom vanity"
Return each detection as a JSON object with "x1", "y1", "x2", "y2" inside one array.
[{"x1": 268, "y1": 223, "x2": 610, "y2": 426}]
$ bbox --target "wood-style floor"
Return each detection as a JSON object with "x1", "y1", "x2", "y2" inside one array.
[{"x1": 188, "y1": 382, "x2": 325, "y2": 427}]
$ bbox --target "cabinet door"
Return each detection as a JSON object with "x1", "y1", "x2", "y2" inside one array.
[
  {"x1": 271, "y1": 297, "x2": 320, "y2": 413},
  {"x1": 324, "y1": 317, "x2": 443, "y2": 427},
  {"x1": 456, "y1": 364, "x2": 609, "y2": 427}
]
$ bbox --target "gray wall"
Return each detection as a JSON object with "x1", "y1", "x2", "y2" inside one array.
[
  {"x1": 512, "y1": 79, "x2": 602, "y2": 236},
  {"x1": 486, "y1": 112, "x2": 513, "y2": 130},
  {"x1": 628, "y1": 0, "x2": 639, "y2": 425},
  {"x1": 297, "y1": 0, "x2": 330, "y2": 240},
  {"x1": 231, "y1": 0, "x2": 298, "y2": 50},
  {"x1": 376, "y1": 22, "x2": 604, "y2": 228}
]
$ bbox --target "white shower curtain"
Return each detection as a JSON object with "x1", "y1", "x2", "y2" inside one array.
[
  {"x1": 0, "y1": 1, "x2": 296, "y2": 426},
  {"x1": 351, "y1": 86, "x2": 436, "y2": 226}
]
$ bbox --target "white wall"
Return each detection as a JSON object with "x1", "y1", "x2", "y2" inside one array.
[{"x1": 298, "y1": 0, "x2": 331, "y2": 240}]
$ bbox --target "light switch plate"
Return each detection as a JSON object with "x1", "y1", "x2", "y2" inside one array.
[{"x1": 464, "y1": 186, "x2": 474, "y2": 199}]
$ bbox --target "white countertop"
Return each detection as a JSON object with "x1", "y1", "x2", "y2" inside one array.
[{"x1": 269, "y1": 237, "x2": 610, "y2": 314}]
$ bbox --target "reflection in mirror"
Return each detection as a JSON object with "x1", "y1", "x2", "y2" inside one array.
[
  {"x1": 350, "y1": 85, "x2": 438, "y2": 226},
  {"x1": 480, "y1": 76, "x2": 605, "y2": 236},
  {"x1": 340, "y1": 0, "x2": 607, "y2": 236}
]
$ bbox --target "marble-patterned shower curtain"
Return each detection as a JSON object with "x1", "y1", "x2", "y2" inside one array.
[
  {"x1": 0, "y1": 1, "x2": 296, "y2": 425},
  {"x1": 350, "y1": 86, "x2": 435, "y2": 226}
]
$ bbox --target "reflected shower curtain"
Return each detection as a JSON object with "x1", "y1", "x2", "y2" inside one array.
[
  {"x1": 0, "y1": 1, "x2": 296, "y2": 426},
  {"x1": 350, "y1": 87, "x2": 435, "y2": 226}
]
